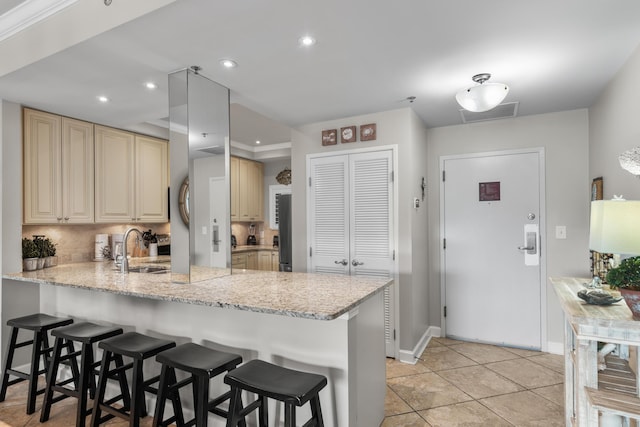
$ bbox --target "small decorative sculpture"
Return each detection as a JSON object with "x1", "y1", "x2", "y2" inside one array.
[{"x1": 276, "y1": 168, "x2": 291, "y2": 185}]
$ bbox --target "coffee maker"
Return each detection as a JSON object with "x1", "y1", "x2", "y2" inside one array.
[{"x1": 246, "y1": 224, "x2": 257, "y2": 245}]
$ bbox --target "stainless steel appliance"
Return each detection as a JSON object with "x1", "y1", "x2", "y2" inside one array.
[
  {"x1": 247, "y1": 224, "x2": 257, "y2": 245},
  {"x1": 278, "y1": 194, "x2": 292, "y2": 272}
]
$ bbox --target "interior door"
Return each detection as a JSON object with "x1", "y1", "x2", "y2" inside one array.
[
  {"x1": 442, "y1": 150, "x2": 543, "y2": 349},
  {"x1": 308, "y1": 149, "x2": 395, "y2": 356}
]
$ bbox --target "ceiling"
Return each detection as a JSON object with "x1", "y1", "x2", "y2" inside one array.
[{"x1": 1, "y1": 0, "x2": 640, "y2": 148}]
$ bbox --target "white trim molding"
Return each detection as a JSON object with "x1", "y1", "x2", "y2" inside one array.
[{"x1": 0, "y1": 0, "x2": 79, "y2": 43}]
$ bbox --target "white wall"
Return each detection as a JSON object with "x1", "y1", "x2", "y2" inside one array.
[
  {"x1": 590, "y1": 43, "x2": 640, "y2": 200},
  {"x1": 291, "y1": 107, "x2": 430, "y2": 352},
  {"x1": 426, "y1": 110, "x2": 590, "y2": 349}
]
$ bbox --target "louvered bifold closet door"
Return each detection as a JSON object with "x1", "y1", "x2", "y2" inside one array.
[
  {"x1": 350, "y1": 151, "x2": 395, "y2": 356},
  {"x1": 349, "y1": 151, "x2": 393, "y2": 279},
  {"x1": 309, "y1": 155, "x2": 350, "y2": 274}
]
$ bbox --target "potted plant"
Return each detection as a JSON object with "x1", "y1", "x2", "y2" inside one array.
[
  {"x1": 22, "y1": 238, "x2": 39, "y2": 271},
  {"x1": 42, "y1": 237, "x2": 58, "y2": 267},
  {"x1": 606, "y1": 256, "x2": 640, "y2": 319}
]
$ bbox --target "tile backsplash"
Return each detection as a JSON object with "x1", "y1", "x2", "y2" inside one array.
[
  {"x1": 231, "y1": 222, "x2": 278, "y2": 247},
  {"x1": 22, "y1": 223, "x2": 170, "y2": 264}
]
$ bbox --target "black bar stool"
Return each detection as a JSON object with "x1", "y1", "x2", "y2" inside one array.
[
  {"x1": 153, "y1": 342, "x2": 243, "y2": 427},
  {"x1": 0, "y1": 313, "x2": 74, "y2": 414},
  {"x1": 224, "y1": 359, "x2": 327, "y2": 427},
  {"x1": 40, "y1": 322, "x2": 124, "y2": 427},
  {"x1": 90, "y1": 332, "x2": 175, "y2": 427}
]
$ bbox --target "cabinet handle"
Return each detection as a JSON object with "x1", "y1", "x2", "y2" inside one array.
[
  {"x1": 334, "y1": 259, "x2": 348, "y2": 266},
  {"x1": 352, "y1": 259, "x2": 364, "y2": 266},
  {"x1": 57, "y1": 217, "x2": 63, "y2": 221},
  {"x1": 64, "y1": 217, "x2": 69, "y2": 221}
]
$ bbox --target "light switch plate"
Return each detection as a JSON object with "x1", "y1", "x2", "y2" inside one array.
[{"x1": 555, "y1": 225, "x2": 567, "y2": 239}]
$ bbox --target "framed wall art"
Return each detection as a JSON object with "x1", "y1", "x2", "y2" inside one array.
[
  {"x1": 322, "y1": 129, "x2": 337, "y2": 146},
  {"x1": 591, "y1": 176, "x2": 603, "y2": 201},
  {"x1": 340, "y1": 126, "x2": 357, "y2": 143},
  {"x1": 360, "y1": 123, "x2": 376, "y2": 141}
]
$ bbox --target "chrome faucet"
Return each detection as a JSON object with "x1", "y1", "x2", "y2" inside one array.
[{"x1": 120, "y1": 227, "x2": 143, "y2": 273}]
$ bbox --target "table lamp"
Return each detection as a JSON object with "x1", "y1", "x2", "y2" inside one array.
[{"x1": 589, "y1": 199, "x2": 640, "y2": 256}]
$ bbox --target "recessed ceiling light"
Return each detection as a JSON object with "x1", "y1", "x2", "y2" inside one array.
[
  {"x1": 256, "y1": 140, "x2": 261, "y2": 144},
  {"x1": 97, "y1": 96, "x2": 109, "y2": 103},
  {"x1": 145, "y1": 82, "x2": 158, "y2": 90},
  {"x1": 299, "y1": 35, "x2": 316, "y2": 47},
  {"x1": 220, "y1": 59, "x2": 237, "y2": 69}
]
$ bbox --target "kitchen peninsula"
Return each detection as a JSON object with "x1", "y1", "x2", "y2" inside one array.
[{"x1": 4, "y1": 261, "x2": 391, "y2": 427}]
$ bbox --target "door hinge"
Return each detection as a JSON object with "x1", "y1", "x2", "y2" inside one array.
[
  {"x1": 390, "y1": 170, "x2": 394, "y2": 182},
  {"x1": 444, "y1": 306, "x2": 447, "y2": 317},
  {"x1": 393, "y1": 329, "x2": 396, "y2": 340},
  {"x1": 308, "y1": 177, "x2": 312, "y2": 187},
  {"x1": 392, "y1": 249, "x2": 395, "y2": 260},
  {"x1": 309, "y1": 247, "x2": 312, "y2": 257},
  {"x1": 443, "y1": 238, "x2": 446, "y2": 249},
  {"x1": 442, "y1": 170, "x2": 445, "y2": 182}
]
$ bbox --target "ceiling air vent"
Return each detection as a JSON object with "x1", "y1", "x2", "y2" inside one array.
[
  {"x1": 459, "y1": 102, "x2": 519, "y2": 124},
  {"x1": 198, "y1": 146, "x2": 225, "y2": 155}
]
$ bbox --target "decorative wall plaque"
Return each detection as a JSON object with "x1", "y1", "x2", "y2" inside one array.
[
  {"x1": 360, "y1": 123, "x2": 376, "y2": 141},
  {"x1": 340, "y1": 126, "x2": 357, "y2": 143},
  {"x1": 322, "y1": 129, "x2": 337, "y2": 146}
]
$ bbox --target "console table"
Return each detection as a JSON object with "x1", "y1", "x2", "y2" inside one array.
[{"x1": 551, "y1": 277, "x2": 640, "y2": 426}]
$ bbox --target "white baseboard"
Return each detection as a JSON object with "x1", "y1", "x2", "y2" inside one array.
[
  {"x1": 397, "y1": 326, "x2": 441, "y2": 364},
  {"x1": 546, "y1": 341, "x2": 563, "y2": 355}
]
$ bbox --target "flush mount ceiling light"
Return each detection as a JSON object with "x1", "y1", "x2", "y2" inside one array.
[
  {"x1": 220, "y1": 59, "x2": 237, "y2": 69},
  {"x1": 97, "y1": 95, "x2": 109, "y2": 103},
  {"x1": 299, "y1": 35, "x2": 316, "y2": 47},
  {"x1": 144, "y1": 82, "x2": 158, "y2": 90},
  {"x1": 455, "y1": 73, "x2": 509, "y2": 113}
]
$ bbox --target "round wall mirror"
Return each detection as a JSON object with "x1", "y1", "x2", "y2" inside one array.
[{"x1": 178, "y1": 177, "x2": 189, "y2": 225}]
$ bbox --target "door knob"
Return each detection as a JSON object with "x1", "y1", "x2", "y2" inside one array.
[
  {"x1": 352, "y1": 259, "x2": 364, "y2": 266},
  {"x1": 334, "y1": 259, "x2": 348, "y2": 266}
]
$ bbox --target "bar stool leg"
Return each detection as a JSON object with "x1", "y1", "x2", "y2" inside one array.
[
  {"x1": 194, "y1": 374, "x2": 209, "y2": 427},
  {"x1": 75, "y1": 343, "x2": 92, "y2": 427},
  {"x1": 259, "y1": 396, "x2": 268, "y2": 427},
  {"x1": 310, "y1": 395, "x2": 324, "y2": 427},
  {"x1": 0, "y1": 327, "x2": 19, "y2": 401},
  {"x1": 113, "y1": 354, "x2": 131, "y2": 411},
  {"x1": 40, "y1": 336, "x2": 64, "y2": 422},
  {"x1": 130, "y1": 359, "x2": 146, "y2": 427},
  {"x1": 169, "y1": 368, "x2": 185, "y2": 426},
  {"x1": 153, "y1": 364, "x2": 169, "y2": 427},
  {"x1": 284, "y1": 403, "x2": 295, "y2": 427},
  {"x1": 26, "y1": 331, "x2": 44, "y2": 414},
  {"x1": 90, "y1": 351, "x2": 111, "y2": 427}
]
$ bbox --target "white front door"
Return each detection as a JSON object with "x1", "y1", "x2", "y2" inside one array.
[
  {"x1": 308, "y1": 149, "x2": 396, "y2": 356},
  {"x1": 441, "y1": 149, "x2": 544, "y2": 349}
]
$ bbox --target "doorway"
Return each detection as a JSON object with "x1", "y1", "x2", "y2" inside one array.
[{"x1": 440, "y1": 148, "x2": 546, "y2": 350}]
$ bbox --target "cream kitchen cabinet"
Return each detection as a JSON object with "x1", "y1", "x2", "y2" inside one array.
[
  {"x1": 23, "y1": 108, "x2": 94, "y2": 224},
  {"x1": 231, "y1": 253, "x2": 247, "y2": 269},
  {"x1": 231, "y1": 156, "x2": 264, "y2": 222},
  {"x1": 95, "y1": 126, "x2": 168, "y2": 223},
  {"x1": 258, "y1": 250, "x2": 279, "y2": 271}
]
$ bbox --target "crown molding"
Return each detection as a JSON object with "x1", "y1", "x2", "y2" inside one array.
[{"x1": 0, "y1": 0, "x2": 79, "y2": 43}]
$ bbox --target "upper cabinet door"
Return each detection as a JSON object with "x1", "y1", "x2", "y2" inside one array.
[
  {"x1": 135, "y1": 135, "x2": 168, "y2": 222},
  {"x1": 23, "y1": 109, "x2": 94, "y2": 224},
  {"x1": 230, "y1": 156, "x2": 239, "y2": 220},
  {"x1": 94, "y1": 125, "x2": 135, "y2": 223},
  {"x1": 23, "y1": 109, "x2": 62, "y2": 224},
  {"x1": 61, "y1": 117, "x2": 94, "y2": 223}
]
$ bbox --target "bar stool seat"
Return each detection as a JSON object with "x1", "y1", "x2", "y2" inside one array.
[
  {"x1": 224, "y1": 359, "x2": 327, "y2": 427},
  {"x1": 153, "y1": 343, "x2": 243, "y2": 427},
  {"x1": 90, "y1": 332, "x2": 175, "y2": 427},
  {"x1": 40, "y1": 322, "x2": 123, "y2": 427},
  {"x1": 0, "y1": 313, "x2": 74, "y2": 414}
]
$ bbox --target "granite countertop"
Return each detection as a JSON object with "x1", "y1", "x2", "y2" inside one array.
[
  {"x1": 232, "y1": 245, "x2": 278, "y2": 253},
  {"x1": 4, "y1": 261, "x2": 392, "y2": 320}
]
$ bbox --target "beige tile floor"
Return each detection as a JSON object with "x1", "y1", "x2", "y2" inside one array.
[
  {"x1": 383, "y1": 337, "x2": 565, "y2": 427},
  {"x1": 0, "y1": 337, "x2": 564, "y2": 426}
]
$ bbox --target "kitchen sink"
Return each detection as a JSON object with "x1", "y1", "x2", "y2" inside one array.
[{"x1": 127, "y1": 266, "x2": 169, "y2": 274}]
